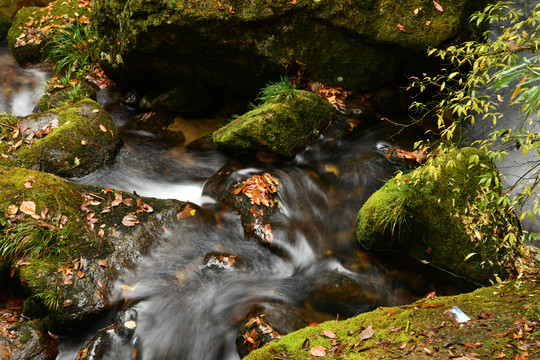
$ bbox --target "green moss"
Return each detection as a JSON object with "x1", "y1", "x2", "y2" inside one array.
[
  {"x1": 18, "y1": 329, "x2": 33, "y2": 344},
  {"x1": 356, "y1": 147, "x2": 521, "y2": 285},
  {"x1": 247, "y1": 280, "x2": 539, "y2": 360},
  {"x1": 1, "y1": 98, "x2": 121, "y2": 178},
  {"x1": 7, "y1": 0, "x2": 92, "y2": 64},
  {"x1": 213, "y1": 90, "x2": 334, "y2": 156}
]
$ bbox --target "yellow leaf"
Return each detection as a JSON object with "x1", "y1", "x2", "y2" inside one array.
[{"x1": 99, "y1": 124, "x2": 107, "y2": 132}]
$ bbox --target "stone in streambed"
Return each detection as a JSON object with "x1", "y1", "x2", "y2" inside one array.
[{"x1": 213, "y1": 90, "x2": 335, "y2": 157}]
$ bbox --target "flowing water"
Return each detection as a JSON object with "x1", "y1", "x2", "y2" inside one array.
[{"x1": 0, "y1": 39, "x2": 478, "y2": 359}]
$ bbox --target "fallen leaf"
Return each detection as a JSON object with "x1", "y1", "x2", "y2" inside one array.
[
  {"x1": 323, "y1": 330, "x2": 337, "y2": 339},
  {"x1": 177, "y1": 202, "x2": 196, "y2": 219},
  {"x1": 122, "y1": 214, "x2": 139, "y2": 226},
  {"x1": 414, "y1": 7, "x2": 421, "y2": 15},
  {"x1": 63, "y1": 299, "x2": 72, "y2": 307},
  {"x1": 98, "y1": 228, "x2": 105, "y2": 237},
  {"x1": 385, "y1": 310, "x2": 396, "y2": 315},
  {"x1": 102, "y1": 188, "x2": 113, "y2": 194},
  {"x1": 359, "y1": 325, "x2": 375, "y2": 341},
  {"x1": 98, "y1": 259, "x2": 108, "y2": 267},
  {"x1": 99, "y1": 124, "x2": 107, "y2": 132},
  {"x1": 41, "y1": 207, "x2": 49, "y2": 220},
  {"x1": 310, "y1": 346, "x2": 326, "y2": 357},
  {"x1": 1, "y1": 153, "x2": 8, "y2": 159},
  {"x1": 302, "y1": 338, "x2": 310, "y2": 350},
  {"x1": 81, "y1": 138, "x2": 87, "y2": 145},
  {"x1": 399, "y1": 342, "x2": 408, "y2": 350},
  {"x1": 433, "y1": 0, "x2": 443, "y2": 11},
  {"x1": 397, "y1": 23, "x2": 411, "y2": 33},
  {"x1": 77, "y1": 270, "x2": 84, "y2": 279},
  {"x1": 20, "y1": 201, "x2": 40, "y2": 219},
  {"x1": 12, "y1": 139, "x2": 23, "y2": 150},
  {"x1": 124, "y1": 320, "x2": 137, "y2": 329},
  {"x1": 8, "y1": 204, "x2": 18, "y2": 215},
  {"x1": 111, "y1": 193, "x2": 123, "y2": 207}
]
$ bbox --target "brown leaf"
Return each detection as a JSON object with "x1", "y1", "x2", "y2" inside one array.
[
  {"x1": 323, "y1": 330, "x2": 337, "y2": 339},
  {"x1": 98, "y1": 259, "x2": 108, "y2": 267},
  {"x1": 41, "y1": 207, "x2": 49, "y2": 220},
  {"x1": 12, "y1": 139, "x2": 23, "y2": 150},
  {"x1": 20, "y1": 201, "x2": 40, "y2": 219},
  {"x1": 111, "y1": 193, "x2": 123, "y2": 207},
  {"x1": 433, "y1": 0, "x2": 443, "y2": 11},
  {"x1": 123, "y1": 198, "x2": 133, "y2": 207},
  {"x1": 77, "y1": 270, "x2": 84, "y2": 279},
  {"x1": 122, "y1": 214, "x2": 139, "y2": 226},
  {"x1": 397, "y1": 24, "x2": 411, "y2": 34},
  {"x1": 1, "y1": 153, "x2": 8, "y2": 159},
  {"x1": 98, "y1": 228, "x2": 105, "y2": 237},
  {"x1": 359, "y1": 325, "x2": 375, "y2": 341},
  {"x1": 399, "y1": 342, "x2": 407, "y2": 350},
  {"x1": 177, "y1": 202, "x2": 196, "y2": 219},
  {"x1": 302, "y1": 338, "x2": 310, "y2": 350},
  {"x1": 310, "y1": 346, "x2": 326, "y2": 357},
  {"x1": 59, "y1": 215, "x2": 68, "y2": 225},
  {"x1": 63, "y1": 299, "x2": 73, "y2": 307}
]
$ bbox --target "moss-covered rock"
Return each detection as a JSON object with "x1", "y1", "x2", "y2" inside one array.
[
  {"x1": 38, "y1": 81, "x2": 97, "y2": 112},
  {"x1": 0, "y1": 320, "x2": 58, "y2": 360},
  {"x1": 7, "y1": 0, "x2": 92, "y2": 65},
  {"x1": 0, "y1": 98, "x2": 122, "y2": 178},
  {"x1": 95, "y1": 0, "x2": 486, "y2": 99},
  {"x1": 356, "y1": 147, "x2": 522, "y2": 285},
  {"x1": 0, "y1": 166, "x2": 185, "y2": 325},
  {"x1": 245, "y1": 280, "x2": 540, "y2": 360},
  {"x1": 213, "y1": 90, "x2": 334, "y2": 156},
  {"x1": 0, "y1": 13, "x2": 11, "y2": 41}
]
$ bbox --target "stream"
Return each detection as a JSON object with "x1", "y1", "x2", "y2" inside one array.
[{"x1": 1, "y1": 38, "x2": 478, "y2": 359}]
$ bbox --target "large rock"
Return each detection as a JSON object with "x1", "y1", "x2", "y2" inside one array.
[
  {"x1": 94, "y1": 0, "x2": 486, "y2": 100},
  {"x1": 213, "y1": 90, "x2": 334, "y2": 156},
  {"x1": 0, "y1": 13, "x2": 11, "y2": 41},
  {"x1": 0, "y1": 98, "x2": 122, "y2": 178},
  {"x1": 7, "y1": 0, "x2": 92, "y2": 65},
  {"x1": 0, "y1": 166, "x2": 185, "y2": 325},
  {"x1": 356, "y1": 147, "x2": 522, "y2": 285}
]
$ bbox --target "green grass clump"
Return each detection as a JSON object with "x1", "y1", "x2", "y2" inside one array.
[{"x1": 256, "y1": 76, "x2": 296, "y2": 104}]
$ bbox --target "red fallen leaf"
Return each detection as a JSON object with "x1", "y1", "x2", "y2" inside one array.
[
  {"x1": 310, "y1": 346, "x2": 326, "y2": 357},
  {"x1": 122, "y1": 214, "x2": 139, "y2": 226},
  {"x1": 323, "y1": 330, "x2": 337, "y2": 339},
  {"x1": 102, "y1": 188, "x2": 113, "y2": 194},
  {"x1": 397, "y1": 23, "x2": 411, "y2": 33},
  {"x1": 427, "y1": 291, "x2": 436, "y2": 299},
  {"x1": 98, "y1": 280, "x2": 103, "y2": 287},
  {"x1": 98, "y1": 259, "x2": 108, "y2": 267},
  {"x1": 359, "y1": 325, "x2": 375, "y2": 341},
  {"x1": 229, "y1": 5, "x2": 235, "y2": 13},
  {"x1": 63, "y1": 299, "x2": 73, "y2": 307},
  {"x1": 433, "y1": 0, "x2": 443, "y2": 12},
  {"x1": 385, "y1": 310, "x2": 396, "y2": 315},
  {"x1": 309, "y1": 323, "x2": 319, "y2": 326}
]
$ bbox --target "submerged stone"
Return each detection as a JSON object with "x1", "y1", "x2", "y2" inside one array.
[
  {"x1": 356, "y1": 147, "x2": 522, "y2": 285},
  {"x1": 213, "y1": 90, "x2": 334, "y2": 156}
]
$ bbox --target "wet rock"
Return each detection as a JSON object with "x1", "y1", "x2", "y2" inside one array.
[
  {"x1": 0, "y1": 165, "x2": 185, "y2": 325},
  {"x1": 75, "y1": 308, "x2": 138, "y2": 360},
  {"x1": 122, "y1": 111, "x2": 186, "y2": 146},
  {"x1": 37, "y1": 82, "x2": 97, "y2": 112},
  {"x1": 213, "y1": 90, "x2": 335, "y2": 157},
  {"x1": 95, "y1": 0, "x2": 485, "y2": 100},
  {"x1": 356, "y1": 147, "x2": 523, "y2": 285},
  {"x1": 139, "y1": 83, "x2": 216, "y2": 115},
  {"x1": 0, "y1": 321, "x2": 58, "y2": 360},
  {"x1": 0, "y1": 98, "x2": 122, "y2": 178},
  {"x1": 7, "y1": 0, "x2": 92, "y2": 65},
  {"x1": 0, "y1": 13, "x2": 11, "y2": 41}
]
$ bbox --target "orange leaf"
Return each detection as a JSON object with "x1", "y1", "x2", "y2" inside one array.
[
  {"x1": 122, "y1": 214, "x2": 139, "y2": 226},
  {"x1": 310, "y1": 346, "x2": 326, "y2": 357},
  {"x1": 98, "y1": 259, "x2": 108, "y2": 267},
  {"x1": 323, "y1": 330, "x2": 337, "y2": 339},
  {"x1": 99, "y1": 124, "x2": 107, "y2": 132},
  {"x1": 20, "y1": 201, "x2": 40, "y2": 219}
]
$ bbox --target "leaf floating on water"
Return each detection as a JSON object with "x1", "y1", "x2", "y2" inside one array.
[
  {"x1": 359, "y1": 324, "x2": 375, "y2": 341},
  {"x1": 122, "y1": 214, "x2": 139, "y2": 226},
  {"x1": 310, "y1": 346, "x2": 326, "y2": 357},
  {"x1": 433, "y1": 0, "x2": 443, "y2": 11}
]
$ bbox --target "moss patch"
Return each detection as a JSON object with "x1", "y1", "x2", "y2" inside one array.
[
  {"x1": 0, "y1": 98, "x2": 122, "y2": 178},
  {"x1": 356, "y1": 147, "x2": 522, "y2": 285},
  {"x1": 212, "y1": 90, "x2": 334, "y2": 156},
  {"x1": 246, "y1": 280, "x2": 540, "y2": 360},
  {"x1": 7, "y1": 0, "x2": 92, "y2": 64}
]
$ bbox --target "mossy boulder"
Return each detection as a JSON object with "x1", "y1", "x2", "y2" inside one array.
[
  {"x1": 7, "y1": 0, "x2": 92, "y2": 65},
  {"x1": 213, "y1": 90, "x2": 334, "y2": 156},
  {"x1": 0, "y1": 13, "x2": 11, "y2": 41},
  {"x1": 245, "y1": 280, "x2": 540, "y2": 360},
  {"x1": 38, "y1": 81, "x2": 97, "y2": 112},
  {"x1": 356, "y1": 147, "x2": 522, "y2": 285},
  {"x1": 0, "y1": 98, "x2": 122, "y2": 178},
  {"x1": 95, "y1": 0, "x2": 486, "y2": 100},
  {"x1": 0, "y1": 166, "x2": 186, "y2": 325},
  {"x1": 0, "y1": 320, "x2": 58, "y2": 360}
]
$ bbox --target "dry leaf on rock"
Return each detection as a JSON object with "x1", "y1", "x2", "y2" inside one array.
[
  {"x1": 310, "y1": 346, "x2": 326, "y2": 357},
  {"x1": 122, "y1": 214, "x2": 139, "y2": 226},
  {"x1": 359, "y1": 324, "x2": 375, "y2": 341},
  {"x1": 20, "y1": 201, "x2": 40, "y2": 219}
]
